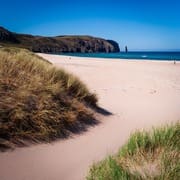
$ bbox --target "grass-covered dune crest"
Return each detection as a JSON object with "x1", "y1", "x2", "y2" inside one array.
[
  {"x1": 0, "y1": 47, "x2": 98, "y2": 151},
  {"x1": 87, "y1": 122, "x2": 180, "y2": 180}
]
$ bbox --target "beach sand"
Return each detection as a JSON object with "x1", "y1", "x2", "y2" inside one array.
[{"x1": 0, "y1": 54, "x2": 180, "y2": 180}]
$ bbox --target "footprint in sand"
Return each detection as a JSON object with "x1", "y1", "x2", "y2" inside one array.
[{"x1": 150, "y1": 89, "x2": 157, "y2": 94}]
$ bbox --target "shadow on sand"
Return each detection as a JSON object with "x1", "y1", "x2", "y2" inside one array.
[
  {"x1": 64, "y1": 105, "x2": 113, "y2": 135},
  {"x1": 94, "y1": 106, "x2": 113, "y2": 116},
  {"x1": 0, "y1": 106, "x2": 113, "y2": 152}
]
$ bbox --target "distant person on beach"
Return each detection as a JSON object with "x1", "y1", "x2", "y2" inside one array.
[{"x1": 174, "y1": 59, "x2": 176, "y2": 64}]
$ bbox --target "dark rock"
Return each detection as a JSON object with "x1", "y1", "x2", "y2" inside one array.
[
  {"x1": 107, "y1": 40, "x2": 120, "y2": 52},
  {"x1": 0, "y1": 27, "x2": 19, "y2": 43},
  {"x1": 125, "y1": 46, "x2": 128, "y2": 53}
]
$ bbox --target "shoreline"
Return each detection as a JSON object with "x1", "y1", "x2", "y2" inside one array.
[
  {"x1": 41, "y1": 53, "x2": 180, "y2": 63},
  {"x1": 0, "y1": 53, "x2": 180, "y2": 180},
  {"x1": 43, "y1": 51, "x2": 180, "y2": 62}
]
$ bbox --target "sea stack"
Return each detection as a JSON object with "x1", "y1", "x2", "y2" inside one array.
[{"x1": 125, "y1": 46, "x2": 128, "y2": 53}]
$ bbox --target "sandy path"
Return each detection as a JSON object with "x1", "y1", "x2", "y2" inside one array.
[{"x1": 0, "y1": 55, "x2": 180, "y2": 180}]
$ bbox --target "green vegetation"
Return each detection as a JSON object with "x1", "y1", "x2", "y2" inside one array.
[
  {"x1": 0, "y1": 47, "x2": 98, "y2": 151},
  {"x1": 87, "y1": 123, "x2": 180, "y2": 180}
]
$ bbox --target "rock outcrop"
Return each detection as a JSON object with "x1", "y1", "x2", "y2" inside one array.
[
  {"x1": 0, "y1": 26, "x2": 120, "y2": 53},
  {"x1": 0, "y1": 27, "x2": 19, "y2": 43}
]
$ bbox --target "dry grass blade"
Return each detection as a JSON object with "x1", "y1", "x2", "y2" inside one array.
[{"x1": 0, "y1": 47, "x2": 98, "y2": 151}]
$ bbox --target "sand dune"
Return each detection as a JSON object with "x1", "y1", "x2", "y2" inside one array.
[{"x1": 0, "y1": 54, "x2": 180, "y2": 180}]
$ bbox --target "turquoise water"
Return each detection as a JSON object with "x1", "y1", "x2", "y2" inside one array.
[{"x1": 59, "y1": 52, "x2": 180, "y2": 61}]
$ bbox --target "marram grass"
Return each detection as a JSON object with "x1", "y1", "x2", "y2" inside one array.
[
  {"x1": 87, "y1": 123, "x2": 180, "y2": 180},
  {"x1": 0, "y1": 47, "x2": 98, "y2": 151}
]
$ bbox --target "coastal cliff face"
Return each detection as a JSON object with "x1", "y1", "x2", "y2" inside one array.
[
  {"x1": 0, "y1": 27, "x2": 120, "y2": 53},
  {"x1": 0, "y1": 27, "x2": 19, "y2": 43}
]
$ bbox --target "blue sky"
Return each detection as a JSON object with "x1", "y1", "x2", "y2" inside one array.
[{"x1": 1, "y1": 0, "x2": 180, "y2": 51}]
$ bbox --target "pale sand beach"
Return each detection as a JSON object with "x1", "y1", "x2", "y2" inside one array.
[{"x1": 0, "y1": 54, "x2": 180, "y2": 180}]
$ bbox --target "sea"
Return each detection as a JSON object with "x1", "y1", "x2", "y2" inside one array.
[{"x1": 59, "y1": 51, "x2": 180, "y2": 61}]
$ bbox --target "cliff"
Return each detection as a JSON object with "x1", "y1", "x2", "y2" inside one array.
[{"x1": 0, "y1": 27, "x2": 120, "y2": 53}]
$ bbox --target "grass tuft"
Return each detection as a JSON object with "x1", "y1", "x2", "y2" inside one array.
[
  {"x1": 87, "y1": 122, "x2": 180, "y2": 180},
  {"x1": 0, "y1": 47, "x2": 98, "y2": 151}
]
